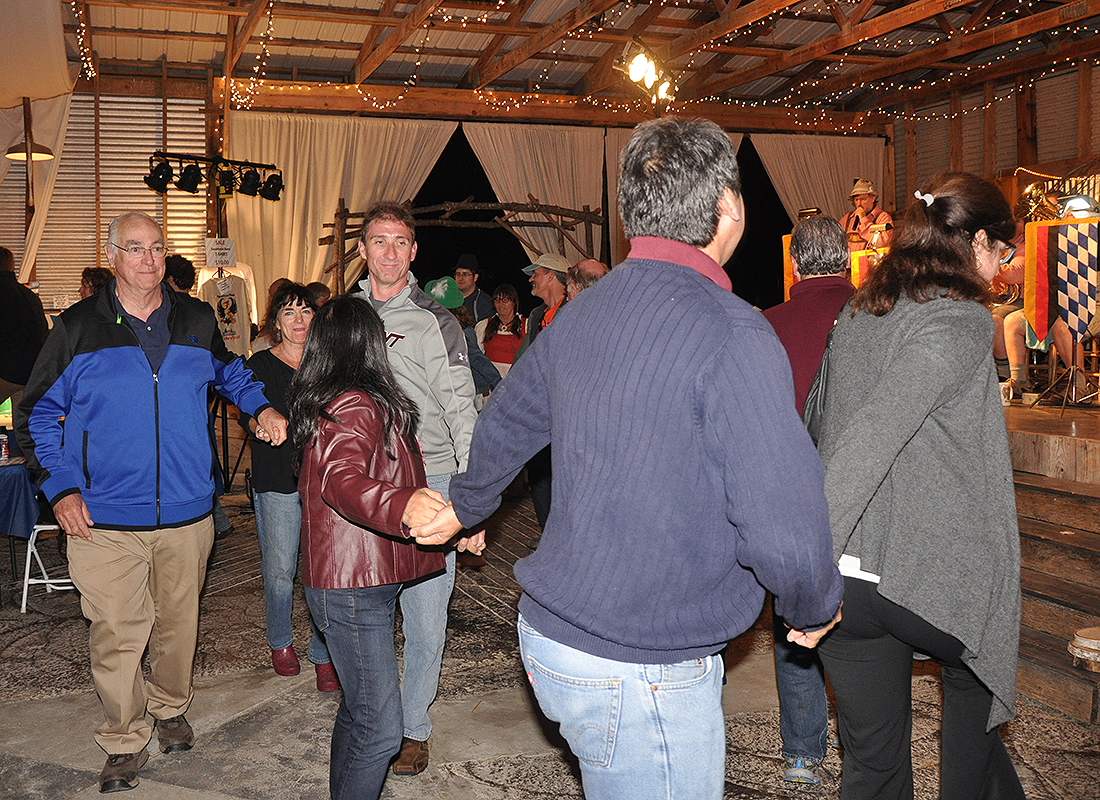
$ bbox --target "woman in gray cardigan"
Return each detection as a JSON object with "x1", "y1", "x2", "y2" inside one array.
[{"x1": 816, "y1": 172, "x2": 1025, "y2": 800}]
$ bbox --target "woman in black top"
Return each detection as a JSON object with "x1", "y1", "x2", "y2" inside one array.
[{"x1": 240, "y1": 281, "x2": 338, "y2": 691}]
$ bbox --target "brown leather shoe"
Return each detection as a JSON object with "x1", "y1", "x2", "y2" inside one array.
[
  {"x1": 271, "y1": 645, "x2": 301, "y2": 676},
  {"x1": 99, "y1": 748, "x2": 148, "y2": 793},
  {"x1": 155, "y1": 714, "x2": 194, "y2": 753},
  {"x1": 392, "y1": 737, "x2": 429, "y2": 775},
  {"x1": 315, "y1": 661, "x2": 340, "y2": 692}
]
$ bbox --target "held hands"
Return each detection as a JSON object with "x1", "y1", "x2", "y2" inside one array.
[
  {"x1": 411, "y1": 503, "x2": 465, "y2": 547},
  {"x1": 255, "y1": 408, "x2": 288, "y2": 445},
  {"x1": 402, "y1": 488, "x2": 446, "y2": 528},
  {"x1": 786, "y1": 604, "x2": 843, "y2": 649},
  {"x1": 53, "y1": 494, "x2": 94, "y2": 540}
]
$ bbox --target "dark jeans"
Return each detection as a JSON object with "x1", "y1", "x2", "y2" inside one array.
[
  {"x1": 306, "y1": 583, "x2": 404, "y2": 800},
  {"x1": 818, "y1": 578, "x2": 1025, "y2": 800},
  {"x1": 527, "y1": 444, "x2": 552, "y2": 530},
  {"x1": 772, "y1": 599, "x2": 829, "y2": 761}
]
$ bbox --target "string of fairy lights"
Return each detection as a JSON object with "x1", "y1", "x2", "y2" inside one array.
[
  {"x1": 70, "y1": 0, "x2": 96, "y2": 79},
  {"x1": 217, "y1": 0, "x2": 1099, "y2": 130}
]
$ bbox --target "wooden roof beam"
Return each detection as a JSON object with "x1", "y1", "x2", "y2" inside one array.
[
  {"x1": 474, "y1": 0, "x2": 622, "y2": 89},
  {"x1": 354, "y1": 0, "x2": 444, "y2": 84},
  {"x1": 688, "y1": 0, "x2": 968, "y2": 100},
  {"x1": 866, "y1": 30, "x2": 1100, "y2": 112},
  {"x1": 459, "y1": 0, "x2": 540, "y2": 88},
  {"x1": 226, "y1": 0, "x2": 270, "y2": 76},
  {"x1": 658, "y1": 0, "x2": 800, "y2": 63},
  {"x1": 786, "y1": 0, "x2": 1100, "y2": 104},
  {"x1": 355, "y1": 0, "x2": 403, "y2": 74}
]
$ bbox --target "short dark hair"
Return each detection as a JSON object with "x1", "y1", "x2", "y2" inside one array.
[
  {"x1": 790, "y1": 216, "x2": 849, "y2": 277},
  {"x1": 0, "y1": 247, "x2": 13, "y2": 273},
  {"x1": 164, "y1": 254, "x2": 196, "y2": 291},
  {"x1": 618, "y1": 118, "x2": 741, "y2": 247},
  {"x1": 81, "y1": 267, "x2": 114, "y2": 296},
  {"x1": 263, "y1": 281, "x2": 314, "y2": 345},
  {"x1": 305, "y1": 281, "x2": 331, "y2": 305},
  {"x1": 853, "y1": 172, "x2": 1015, "y2": 316},
  {"x1": 359, "y1": 203, "x2": 416, "y2": 244}
]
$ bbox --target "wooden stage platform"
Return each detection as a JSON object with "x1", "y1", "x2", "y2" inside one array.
[{"x1": 1004, "y1": 400, "x2": 1100, "y2": 724}]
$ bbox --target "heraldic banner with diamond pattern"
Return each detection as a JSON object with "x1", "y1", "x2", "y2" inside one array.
[{"x1": 1024, "y1": 218, "x2": 1099, "y2": 343}]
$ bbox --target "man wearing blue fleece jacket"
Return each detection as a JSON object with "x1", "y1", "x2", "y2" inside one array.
[
  {"x1": 17, "y1": 212, "x2": 286, "y2": 793},
  {"x1": 413, "y1": 118, "x2": 843, "y2": 800}
]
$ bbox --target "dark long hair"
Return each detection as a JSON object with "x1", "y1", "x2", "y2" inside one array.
[
  {"x1": 287, "y1": 296, "x2": 420, "y2": 469},
  {"x1": 263, "y1": 281, "x2": 314, "y2": 344},
  {"x1": 483, "y1": 283, "x2": 522, "y2": 341},
  {"x1": 853, "y1": 172, "x2": 1015, "y2": 316}
]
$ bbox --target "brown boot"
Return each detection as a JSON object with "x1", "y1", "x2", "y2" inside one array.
[
  {"x1": 392, "y1": 737, "x2": 429, "y2": 775},
  {"x1": 155, "y1": 715, "x2": 194, "y2": 753},
  {"x1": 98, "y1": 748, "x2": 148, "y2": 793}
]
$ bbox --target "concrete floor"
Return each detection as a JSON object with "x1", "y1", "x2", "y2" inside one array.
[{"x1": 0, "y1": 649, "x2": 782, "y2": 799}]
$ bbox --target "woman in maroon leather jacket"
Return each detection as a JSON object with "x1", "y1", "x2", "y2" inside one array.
[{"x1": 287, "y1": 296, "x2": 447, "y2": 800}]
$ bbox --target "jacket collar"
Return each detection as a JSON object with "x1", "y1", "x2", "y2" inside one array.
[{"x1": 627, "y1": 236, "x2": 732, "y2": 292}]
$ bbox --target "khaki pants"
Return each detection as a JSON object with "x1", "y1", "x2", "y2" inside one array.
[{"x1": 67, "y1": 516, "x2": 215, "y2": 754}]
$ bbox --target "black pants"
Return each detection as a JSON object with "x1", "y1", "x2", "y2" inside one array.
[{"x1": 818, "y1": 578, "x2": 1025, "y2": 800}]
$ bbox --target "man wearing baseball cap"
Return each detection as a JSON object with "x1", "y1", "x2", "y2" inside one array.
[
  {"x1": 515, "y1": 253, "x2": 570, "y2": 361},
  {"x1": 838, "y1": 178, "x2": 893, "y2": 252}
]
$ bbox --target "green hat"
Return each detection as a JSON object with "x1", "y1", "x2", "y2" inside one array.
[{"x1": 425, "y1": 276, "x2": 464, "y2": 308}]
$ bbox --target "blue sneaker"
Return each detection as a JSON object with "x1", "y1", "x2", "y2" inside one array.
[{"x1": 783, "y1": 756, "x2": 821, "y2": 785}]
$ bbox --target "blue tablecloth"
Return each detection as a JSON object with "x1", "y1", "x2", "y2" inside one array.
[{"x1": 0, "y1": 462, "x2": 38, "y2": 540}]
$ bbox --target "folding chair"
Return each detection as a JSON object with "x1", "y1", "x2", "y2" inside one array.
[{"x1": 21, "y1": 493, "x2": 75, "y2": 613}]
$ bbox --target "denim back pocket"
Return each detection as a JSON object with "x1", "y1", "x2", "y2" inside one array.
[{"x1": 526, "y1": 657, "x2": 622, "y2": 768}]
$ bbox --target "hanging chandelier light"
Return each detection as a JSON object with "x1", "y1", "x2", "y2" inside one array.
[{"x1": 615, "y1": 38, "x2": 676, "y2": 109}]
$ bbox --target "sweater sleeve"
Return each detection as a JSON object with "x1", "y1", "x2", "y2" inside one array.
[
  {"x1": 315, "y1": 398, "x2": 419, "y2": 538},
  {"x1": 820, "y1": 301, "x2": 993, "y2": 559},
  {"x1": 16, "y1": 318, "x2": 80, "y2": 503},
  {"x1": 450, "y1": 335, "x2": 552, "y2": 527},
  {"x1": 699, "y1": 330, "x2": 843, "y2": 632},
  {"x1": 417, "y1": 312, "x2": 477, "y2": 471}
]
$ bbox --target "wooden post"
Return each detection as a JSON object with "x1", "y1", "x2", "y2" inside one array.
[
  {"x1": 982, "y1": 82, "x2": 996, "y2": 179},
  {"x1": 904, "y1": 102, "x2": 917, "y2": 196},
  {"x1": 94, "y1": 61, "x2": 101, "y2": 267},
  {"x1": 1016, "y1": 75, "x2": 1038, "y2": 167},
  {"x1": 22, "y1": 98, "x2": 35, "y2": 236},
  {"x1": 333, "y1": 198, "x2": 349, "y2": 295},
  {"x1": 882, "y1": 134, "x2": 896, "y2": 213},
  {"x1": 949, "y1": 95, "x2": 962, "y2": 172},
  {"x1": 583, "y1": 204, "x2": 593, "y2": 256},
  {"x1": 1080, "y1": 62, "x2": 1093, "y2": 160}
]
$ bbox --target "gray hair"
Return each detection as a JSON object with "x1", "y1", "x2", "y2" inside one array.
[
  {"x1": 789, "y1": 215, "x2": 849, "y2": 277},
  {"x1": 107, "y1": 212, "x2": 162, "y2": 245},
  {"x1": 618, "y1": 118, "x2": 741, "y2": 247}
]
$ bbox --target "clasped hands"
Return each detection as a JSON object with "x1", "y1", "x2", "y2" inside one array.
[
  {"x1": 402, "y1": 488, "x2": 485, "y2": 554},
  {"x1": 252, "y1": 408, "x2": 289, "y2": 445}
]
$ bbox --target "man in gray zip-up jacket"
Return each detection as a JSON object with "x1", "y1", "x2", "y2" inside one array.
[{"x1": 352, "y1": 202, "x2": 477, "y2": 776}]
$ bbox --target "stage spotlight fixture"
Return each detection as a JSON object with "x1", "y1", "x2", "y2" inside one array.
[
  {"x1": 143, "y1": 160, "x2": 174, "y2": 194},
  {"x1": 176, "y1": 163, "x2": 204, "y2": 194},
  {"x1": 259, "y1": 171, "x2": 284, "y2": 201},
  {"x1": 217, "y1": 167, "x2": 236, "y2": 197},
  {"x1": 238, "y1": 168, "x2": 261, "y2": 196}
]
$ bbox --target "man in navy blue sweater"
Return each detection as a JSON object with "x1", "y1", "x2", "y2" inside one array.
[{"x1": 414, "y1": 118, "x2": 843, "y2": 800}]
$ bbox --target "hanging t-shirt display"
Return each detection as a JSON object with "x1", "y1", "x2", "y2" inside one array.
[{"x1": 201, "y1": 273, "x2": 253, "y2": 357}]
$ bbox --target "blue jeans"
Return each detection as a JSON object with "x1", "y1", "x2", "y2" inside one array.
[
  {"x1": 307, "y1": 584, "x2": 404, "y2": 800},
  {"x1": 398, "y1": 471, "x2": 455, "y2": 741},
  {"x1": 772, "y1": 602, "x2": 829, "y2": 761},
  {"x1": 254, "y1": 491, "x2": 329, "y2": 664},
  {"x1": 518, "y1": 615, "x2": 726, "y2": 800}
]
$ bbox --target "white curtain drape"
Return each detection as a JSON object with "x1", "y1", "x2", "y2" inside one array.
[
  {"x1": 603, "y1": 129, "x2": 743, "y2": 266},
  {"x1": 0, "y1": 94, "x2": 73, "y2": 282},
  {"x1": 225, "y1": 111, "x2": 457, "y2": 297},
  {"x1": 464, "y1": 122, "x2": 604, "y2": 264},
  {"x1": 752, "y1": 133, "x2": 886, "y2": 223}
]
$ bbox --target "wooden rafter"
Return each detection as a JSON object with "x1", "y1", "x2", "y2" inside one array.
[
  {"x1": 656, "y1": 0, "x2": 800, "y2": 64},
  {"x1": 474, "y1": 0, "x2": 623, "y2": 89},
  {"x1": 226, "y1": 0, "x2": 270, "y2": 77},
  {"x1": 866, "y1": 30, "x2": 1100, "y2": 112},
  {"x1": 786, "y1": 0, "x2": 1100, "y2": 104},
  {"x1": 354, "y1": 0, "x2": 444, "y2": 84},
  {"x1": 354, "y1": 0, "x2": 403, "y2": 80},
  {"x1": 459, "y1": 0, "x2": 540, "y2": 88},
  {"x1": 689, "y1": 0, "x2": 971, "y2": 100}
]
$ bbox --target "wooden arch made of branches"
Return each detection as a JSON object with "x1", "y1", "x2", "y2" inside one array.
[{"x1": 319, "y1": 196, "x2": 603, "y2": 294}]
